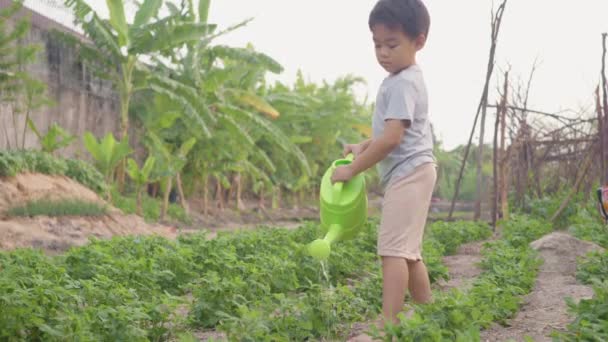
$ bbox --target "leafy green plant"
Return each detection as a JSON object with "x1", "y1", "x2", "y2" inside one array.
[
  {"x1": 126, "y1": 156, "x2": 157, "y2": 216},
  {"x1": 0, "y1": 218, "x2": 491, "y2": 341},
  {"x1": 110, "y1": 188, "x2": 190, "y2": 223},
  {"x1": 0, "y1": 151, "x2": 106, "y2": 193},
  {"x1": 427, "y1": 220, "x2": 492, "y2": 255},
  {"x1": 83, "y1": 132, "x2": 132, "y2": 197},
  {"x1": 187, "y1": 219, "x2": 491, "y2": 339},
  {"x1": 556, "y1": 280, "x2": 608, "y2": 341},
  {"x1": 0, "y1": 248, "x2": 178, "y2": 341},
  {"x1": 567, "y1": 202, "x2": 608, "y2": 249},
  {"x1": 28, "y1": 122, "x2": 75, "y2": 154},
  {"x1": 576, "y1": 251, "x2": 608, "y2": 284},
  {"x1": 6, "y1": 199, "x2": 107, "y2": 217}
]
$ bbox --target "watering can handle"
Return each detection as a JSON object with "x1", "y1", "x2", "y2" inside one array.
[{"x1": 332, "y1": 153, "x2": 355, "y2": 198}]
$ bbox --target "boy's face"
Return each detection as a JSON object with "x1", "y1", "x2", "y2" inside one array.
[{"x1": 371, "y1": 24, "x2": 425, "y2": 74}]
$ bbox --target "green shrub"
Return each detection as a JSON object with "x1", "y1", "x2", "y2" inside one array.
[{"x1": 0, "y1": 150, "x2": 106, "y2": 194}]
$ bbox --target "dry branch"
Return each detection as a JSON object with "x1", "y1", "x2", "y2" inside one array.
[
  {"x1": 449, "y1": 0, "x2": 508, "y2": 220},
  {"x1": 550, "y1": 140, "x2": 598, "y2": 222}
]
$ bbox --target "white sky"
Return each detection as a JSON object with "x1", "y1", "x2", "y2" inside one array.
[{"x1": 24, "y1": 0, "x2": 608, "y2": 149}]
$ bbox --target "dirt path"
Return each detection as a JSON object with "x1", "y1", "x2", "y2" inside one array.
[
  {"x1": 481, "y1": 232, "x2": 604, "y2": 342},
  {"x1": 437, "y1": 240, "x2": 486, "y2": 291}
]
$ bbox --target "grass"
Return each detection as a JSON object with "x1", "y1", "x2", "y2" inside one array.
[
  {"x1": 6, "y1": 199, "x2": 108, "y2": 218},
  {"x1": 110, "y1": 188, "x2": 191, "y2": 224}
]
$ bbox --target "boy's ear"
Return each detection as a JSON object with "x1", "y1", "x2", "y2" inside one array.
[{"x1": 415, "y1": 34, "x2": 427, "y2": 50}]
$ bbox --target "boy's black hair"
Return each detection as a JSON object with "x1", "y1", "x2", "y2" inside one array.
[{"x1": 369, "y1": 0, "x2": 430, "y2": 39}]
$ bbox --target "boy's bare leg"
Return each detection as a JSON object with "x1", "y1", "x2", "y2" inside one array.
[
  {"x1": 407, "y1": 260, "x2": 432, "y2": 304},
  {"x1": 382, "y1": 256, "x2": 409, "y2": 325}
]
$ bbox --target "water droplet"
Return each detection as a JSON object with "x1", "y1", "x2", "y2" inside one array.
[
  {"x1": 120, "y1": 46, "x2": 128, "y2": 57},
  {"x1": 320, "y1": 260, "x2": 331, "y2": 284}
]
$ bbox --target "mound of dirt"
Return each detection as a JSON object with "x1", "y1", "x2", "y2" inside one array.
[
  {"x1": 481, "y1": 232, "x2": 604, "y2": 342},
  {"x1": 0, "y1": 173, "x2": 176, "y2": 253}
]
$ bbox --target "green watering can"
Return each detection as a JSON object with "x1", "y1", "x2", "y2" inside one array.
[{"x1": 308, "y1": 154, "x2": 368, "y2": 261}]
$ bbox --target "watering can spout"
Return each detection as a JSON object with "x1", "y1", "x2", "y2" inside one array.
[{"x1": 308, "y1": 224, "x2": 342, "y2": 261}]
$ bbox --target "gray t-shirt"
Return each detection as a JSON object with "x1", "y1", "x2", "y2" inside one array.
[{"x1": 372, "y1": 64, "x2": 435, "y2": 189}]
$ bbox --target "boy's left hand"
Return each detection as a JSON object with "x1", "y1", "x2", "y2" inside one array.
[{"x1": 331, "y1": 165, "x2": 355, "y2": 184}]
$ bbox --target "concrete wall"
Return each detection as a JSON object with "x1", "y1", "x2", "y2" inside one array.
[{"x1": 0, "y1": 0, "x2": 121, "y2": 158}]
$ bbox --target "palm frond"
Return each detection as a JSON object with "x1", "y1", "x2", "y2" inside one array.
[
  {"x1": 133, "y1": 0, "x2": 162, "y2": 28},
  {"x1": 148, "y1": 80, "x2": 211, "y2": 138},
  {"x1": 219, "y1": 104, "x2": 311, "y2": 176},
  {"x1": 206, "y1": 45, "x2": 283, "y2": 74},
  {"x1": 64, "y1": 0, "x2": 122, "y2": 58}
]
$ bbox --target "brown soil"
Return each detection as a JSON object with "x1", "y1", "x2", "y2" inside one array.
[
  {"x1": 0, "y1": 173, "x2": 176, "y2": 252},
  {"x1": 480, "y1": 232, "x2": 604, "y2": 342}
]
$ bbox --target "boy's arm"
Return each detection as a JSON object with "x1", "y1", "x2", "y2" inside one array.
[
  {"x1": 343, "y1": 139, "x2": 372, "y2": 157},
  {"x1": 360, "y1": 139, "x2": 372, "y2": 150},
  {"x1": 349, "y1": 120, "x2": 406, "y2": 175}
]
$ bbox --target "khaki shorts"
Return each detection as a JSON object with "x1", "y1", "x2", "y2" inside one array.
[{"x1": 378, "y1": 163, "x2": 437, "y2": 261}]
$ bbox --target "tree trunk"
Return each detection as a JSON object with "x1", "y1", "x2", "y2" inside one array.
[
  {"x1": 2, "y1": 113, "x2": 12, "y2": 150},
  {"x1": 492, "y1": 107, "x2": 500, "y2": 229},
  {"x1": 272, "y1": 186, "x2": 279, "y2": 210},
  {"x1": 176, "y1": 172, "x2": 189, "y2": 214},
  {"x1": 116, "y1": 88, "x2": 131, "y2": 193},
  {"x1": 258, "y1": 187, "x2": 265, "y2": 210},
  {"x1": 203, "y1": 175, "x2": 209, "y2": 216},
  {"x1": 161, "y1": 177, "x2": 172, "y2": 221},
  {"x1": 12, "y1": 107, "x2": 19, "y2": 149},
  {"x1": 227, "y1": 173, "x2": 235, "y2": 204},
  {"x1": 136, "y1": 188, "x2": 143, "y2": 216},
  {"x1": 497, "y1": 71, "x2": 509, "y2": 222},
  {"x1": 474, "y1": 100, "x2": 488, "y2": 221},
  {"x1": 501, "y1": 148, "x2": 510, "y2": 221},
  {"x1": 21, "y1": 108, "x2": 30, "y2": 150},
  {"x1": 215, "y1": 177, "x2": 224, "y2": 211},
  {"x1": 602, "y1": 33, "x2": 608, "y2": 184},
  {"x1": 235, "y1": 173, "x2": 245, "y2": 211}
]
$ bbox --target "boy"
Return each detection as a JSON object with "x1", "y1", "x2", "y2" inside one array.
[{"x1": 331, "y1": 0, "x2": 436, "y2": 326}]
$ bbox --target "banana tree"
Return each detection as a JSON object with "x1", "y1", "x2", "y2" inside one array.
[
  {"x1": 61, "y1": 0, "x2": 219, "y2": 188},
  {"x1": 83, "y1": 132, "x2": 132, "y2": 199},
  {"x1": 63, "y1": 0, "x2": 218, "y2": 140},
  {"x1": 145, "y1": 1, "x2": 311, "y2": 212},
  {"x1": 126, "y1": 156, "x2": 156, "y2": 216},
  {"x1": 145, "y1": 131, "x2": 196, "y2": 220},
  {"x1": 29, "y1": 123, "x2": 76, "y2": 154}
]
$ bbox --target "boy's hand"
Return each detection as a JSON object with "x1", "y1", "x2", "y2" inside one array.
[
  {"x1": 343, "y1": 143, "x2": 364, "y2": 157},
  {"x1": 331, "y1": 165, "x2": 355, "y2": 184}
]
